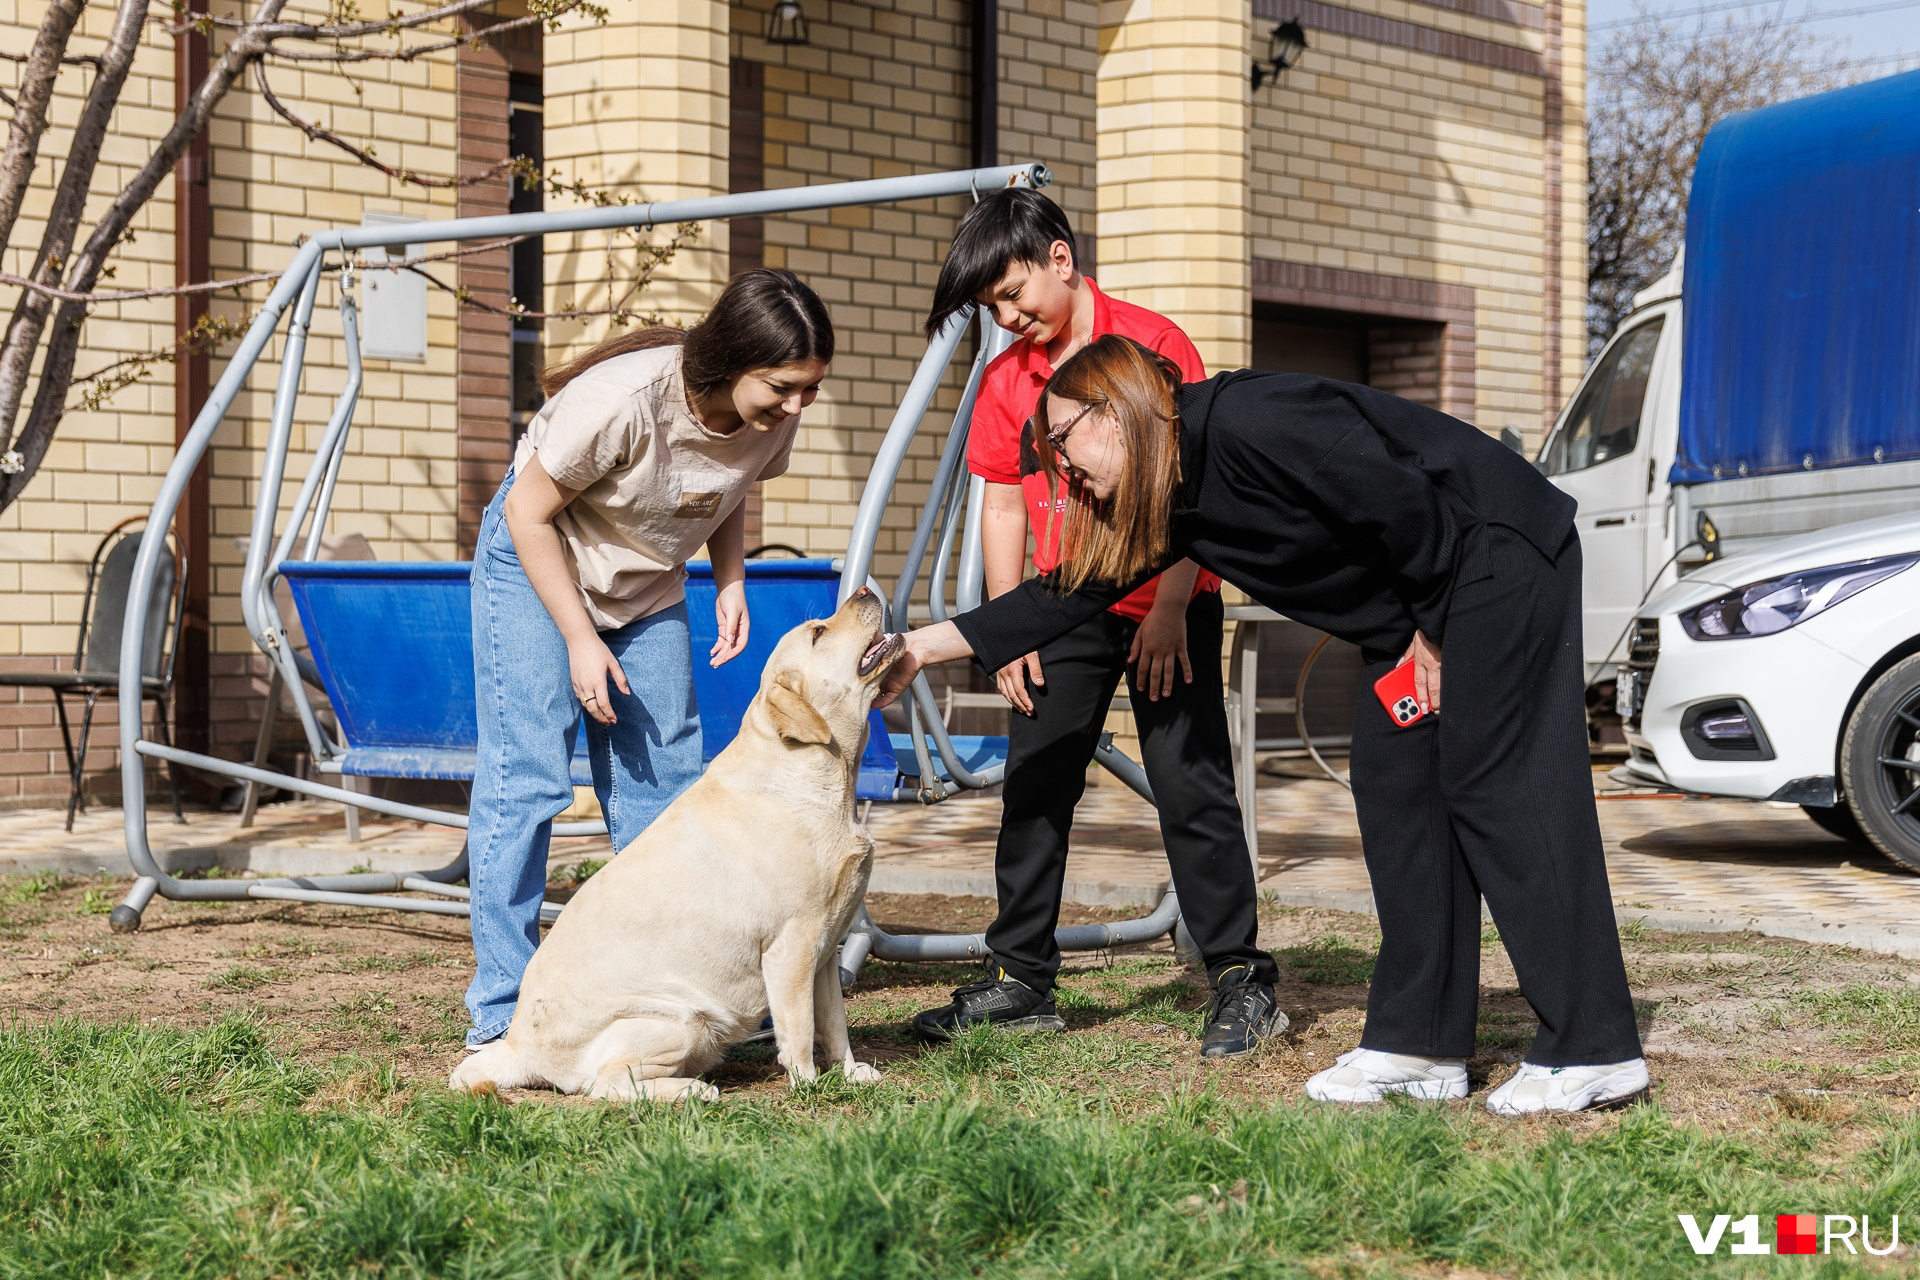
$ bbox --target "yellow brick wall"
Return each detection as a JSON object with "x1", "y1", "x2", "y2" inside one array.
[
  {"x1": 0, "y1": 0, "x2": 182, "y2": 663},
  {"x1": 1246, "y1": 0, "x2": 1588, "y2": 439},
  {"x1": 1556, "y1": 0, "x2": 1588, "y2": 423},
  {"x1": 729, "y1": 0, "x2": 1097, "y2": 595},
  {"x1": 1098, "y1": 0, "x2": 1252, "y2": 371},
  {"x1": 0, "y1": 0, "x2": 474, "y2": 674},
  {"x1": 0, "y1": 0, "x2": 1585, "y2": 799},
  {"x1": 544, "y1": 0, "x2": 733, "y2": 350}
]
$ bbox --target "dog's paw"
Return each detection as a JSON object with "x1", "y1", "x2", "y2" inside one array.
[
  {"x1": 689, "y1": 1081, "x2": 722, "y2": 1104},
  {"x1": 843, "y1": 1061, "x2": 882, "y2": 1085}
]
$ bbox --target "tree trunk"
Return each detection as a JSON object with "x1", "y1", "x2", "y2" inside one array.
[
  {"x1": 0, "y1": 0, "x2": 147, "y2": 469},
  {"x1": 0, "y1": 0, "x2": 88, "y2": 256},
  {"x1": 0, "y1": 0, "x2": 287, "y2": 513}
]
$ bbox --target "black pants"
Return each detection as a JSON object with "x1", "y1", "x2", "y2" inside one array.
[
  {"x1": 1350, "y1": 525, "x2": 1641, "y2": 1065},
  {"x1": 985, "y1": 591, "x2": 1279, "y2": 992}
]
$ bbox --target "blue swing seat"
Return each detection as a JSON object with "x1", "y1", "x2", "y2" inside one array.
[{"x1": 278, "y1": 557, "x2": 916, "y2": 801}]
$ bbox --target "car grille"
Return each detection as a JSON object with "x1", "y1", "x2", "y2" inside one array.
[{"x1": 1622, "y1": 617, "x2": 1660, "y2": 733}]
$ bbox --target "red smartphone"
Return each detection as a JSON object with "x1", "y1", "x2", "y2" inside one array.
[{"x1": 1373, "y1": 656, "x2": 1433, "y2": 728}]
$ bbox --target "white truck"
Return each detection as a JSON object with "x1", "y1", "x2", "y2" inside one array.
[{"x1": 1539, "y1": 70, "x2": 1920, "y2": 867}]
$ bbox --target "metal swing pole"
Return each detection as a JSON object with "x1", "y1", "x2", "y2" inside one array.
[
  {"x1": 111, "y1": 162, "x2": 1053, "y2": 930},
  {"x1": 830, "y1": 293, "x2": 1183, "y2": 986}
]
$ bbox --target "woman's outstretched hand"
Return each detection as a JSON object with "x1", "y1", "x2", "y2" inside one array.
[
  {"x1": 711, "y1": 579, "x2": 750, "y2": 666},
  {"x1": 873, "y1": 621, "x2": 975, "y2": 710},
  {"x1": 1404, "y1": 629, "x2": 1442, "y2": 712},
  {"x1": 875, "y1": 645, "x2": 923, "y2": 709},
  {"x1": 571, "y1": 637, "x2": 631, "y2": 724}
]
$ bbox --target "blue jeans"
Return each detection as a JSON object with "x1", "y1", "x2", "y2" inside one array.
[{"x1": 464, "y1": 475, "x2": 704, "y2": 1044}]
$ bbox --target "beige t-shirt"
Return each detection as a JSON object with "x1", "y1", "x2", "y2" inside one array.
[{"x1": 511, "y1": 345, "x2": 797, "y2": 629}]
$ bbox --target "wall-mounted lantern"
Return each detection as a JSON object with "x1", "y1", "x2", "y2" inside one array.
[
  {"x1": 1251, "y1": 19, "x2": 1307, "y2": 91},
  {"x1": 765, "y1": 0, "x2": 810, "y2": 45}
]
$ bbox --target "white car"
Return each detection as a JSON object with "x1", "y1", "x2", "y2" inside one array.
[{"x1": 1619, "y1": 511, "x2": 1920, "y2": 869}]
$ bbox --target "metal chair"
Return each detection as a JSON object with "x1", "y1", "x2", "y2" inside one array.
[{"x1": 0, "y1": 516, "x2": 185, "y2": 829}]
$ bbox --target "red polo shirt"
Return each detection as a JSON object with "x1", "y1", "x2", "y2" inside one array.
[{"x1": 966, "y1": 279, "x2": 1221, "y2": 622}]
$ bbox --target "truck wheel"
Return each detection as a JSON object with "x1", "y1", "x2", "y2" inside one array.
[
  {"x1": 1840, "y1": 653, "x2": 1920, "y2": 872},
  {"x1": 1802, "y1": 802, "x2": 1867, "y2": 844}
]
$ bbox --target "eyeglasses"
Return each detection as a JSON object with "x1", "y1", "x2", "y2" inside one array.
[{"x1": 1045, "y1": 402, "x2": 1097, "y2": 470}]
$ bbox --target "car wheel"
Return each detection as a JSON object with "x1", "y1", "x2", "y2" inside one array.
[
  {"x1": 1841, "y1": 653, "x2": 1920, "y2": 872},
  {"x1": 1802, "y1": 802, "x2": 1867, "y2": 844}
]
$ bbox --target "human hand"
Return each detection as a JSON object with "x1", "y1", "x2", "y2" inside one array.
[
  {"x1": 996, "y1": 652, "x2": 1044, "y2": 716},
  {"x1": 1403, "y1": 630, "x2": 1442, "y2": 713},
  {"x1": 711, "y1": 579, "x2": 749, "y2": 667},
  {"x1": 873, "y1": 642, "x2": 923, "y2": 709},
  {"x1": 1127, "y1": 604, "x2": 1192, "y2": 701},
  {"x1": 872, "y1": 622, "x2": 974, "y2": 710},
  {"x1": 570, "y1": 636, "x2": 631, "y2": 724}
]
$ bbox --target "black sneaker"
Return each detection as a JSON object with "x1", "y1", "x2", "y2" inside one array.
[
  {"x1": 912, "y1": 961, "x2": 1067, "y2": 1040},
  {"x1": 1201, "y1": 970, "x2": 1287, "y2": 1059}
]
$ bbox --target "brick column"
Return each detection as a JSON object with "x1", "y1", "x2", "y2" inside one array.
[
  {"x1": 542, "y1": 0, "x2": 731, "y2": 358},
  {"x1": 1097, "y1": 0, "x2": 1251, "y2": 371}
]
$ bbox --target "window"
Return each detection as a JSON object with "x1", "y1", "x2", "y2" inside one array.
[{"x1": 1541, "y1": 318, "x2": 1664, "y2": 476}]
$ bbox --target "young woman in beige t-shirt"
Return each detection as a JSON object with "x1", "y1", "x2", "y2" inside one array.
[{"x1": 463, "y1": 269, "x2": 835, "y2": 1049}]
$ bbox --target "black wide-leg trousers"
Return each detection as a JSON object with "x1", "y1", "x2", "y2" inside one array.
[
  {"x1": 1349, "y1": 525, "x2": 1642, "y2": 1066},
  {"x1": 984, "y1": 591, "x2": 1279, "y2": 992}
]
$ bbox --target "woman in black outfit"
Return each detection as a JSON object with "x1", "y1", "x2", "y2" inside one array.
[{"x1": 877, "y1": 335, "x2": 1647, "y2": 1115}]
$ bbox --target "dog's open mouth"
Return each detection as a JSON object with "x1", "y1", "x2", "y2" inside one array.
[{"x1": 858, "y1": 631, "x2": 903, "y2": 678}]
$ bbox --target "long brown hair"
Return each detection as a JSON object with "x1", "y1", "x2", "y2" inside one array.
[
  {"x1": 540, "y1": 268, "x2": 834, "y2": 400},
  {"x1": 1032, "y1": 334, "x2": 1184, "y2": 592}
]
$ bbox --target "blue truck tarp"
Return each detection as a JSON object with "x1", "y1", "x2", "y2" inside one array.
[{"x1": 1675, "y1": 69, "x2": 1920, "y2": 484}]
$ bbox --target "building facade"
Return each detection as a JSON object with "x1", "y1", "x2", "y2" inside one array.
[{"x1": 0, "y1": 0, "x2": 1583, "y2": 804}]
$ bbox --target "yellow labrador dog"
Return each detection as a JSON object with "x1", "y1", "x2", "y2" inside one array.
[{"x1": 450, "y1": 587, "x2": 903, "y2": 1102}]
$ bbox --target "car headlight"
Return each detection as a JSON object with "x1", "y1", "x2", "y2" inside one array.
[{"x1": 1679, "y1": 553, "x2": 1920, "y2": 640}]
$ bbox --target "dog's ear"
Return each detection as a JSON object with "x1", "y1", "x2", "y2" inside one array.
[{"x1": 765, "y1": 673, "x2": 833, "y2": 746}]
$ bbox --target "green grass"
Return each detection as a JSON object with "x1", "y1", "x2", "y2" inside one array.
[
  {"x1": 551, "y1": 858, "x2": 608, "y2": 888},
  {"x1": 1278, "y1": 936, "x2": 1378, "y2": 985},
  {"x1": 3, "y1": 1018, "x2": 1917, "y2": 1277},
  {"x1": 1, "y1": 871, "x2": 60, "y2": 905},
  {"x1": 1796, "y1": 982, "x2": 1920, "y2": 1051},
  {"x1": 204, "y1": 964, "x2": 280, "y2": 992}
]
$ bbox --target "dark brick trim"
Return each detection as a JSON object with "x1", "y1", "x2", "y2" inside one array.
[
  {"x1": 1252, "y1": 258, "x2": 1477, "y2": 421},
  {"x1": 1257, "y1": 0, "x2": 1545, "y2": 76},
  {"x1": 730, "y1": 57, "x2": 767, "y2": 546},
  {"x1": 1253, "y1": 259, "x2": 1474, "y2": 324},
  {"x1": 1417, "y1": 0, "x2": 1543, "y2": 30},
  {"x1": 454, "y1": 20, "x2": 541, "y2": 555}
]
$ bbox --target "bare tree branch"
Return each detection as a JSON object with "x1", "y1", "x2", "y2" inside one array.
[
  {"x1": 262, "y1": 4, "x2": 590, "y2": 62},
  {"x1": 254, "y1": 61, "x2": 532, "y2": 188},
  {"x1": 0, "y1": 235, "x2": 535, "y2": 303},
  {"x1": 67, "y1": 312, "x2": 250, "y2": 414},
  {"x1": 0, "y1": 0, "x2": 652, "y2": 509},
  {"x1": 0, "y1": 266, "x2": 285, "y2": 304},
  {"x1": 0, "y1": 48, "x2": 104, "y2": 68},
  {"x1": 0, "y1": 0, "x2": 154, "y2": 477},
  {"x1": 0, "y1": 0, "x2": 89, "y2": 256},
  {"x1": 0, "y1": 0, "x2": 290, "y2": 506},
  {"x1": 405, "y1": 221, "x2": 701, "y2": 321},
  {"x1": 1587, "y1": 4, "x2": 1867, "y2": 351}
]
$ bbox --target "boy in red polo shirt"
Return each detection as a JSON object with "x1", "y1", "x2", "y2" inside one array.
[{"x1": 911, "y1": 190, "x2": 1282, "y2": 1058}]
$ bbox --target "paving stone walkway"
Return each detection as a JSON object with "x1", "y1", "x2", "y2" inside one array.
[{"x1": 7, "y1": 763, "x2": 1919, "y2": 956}]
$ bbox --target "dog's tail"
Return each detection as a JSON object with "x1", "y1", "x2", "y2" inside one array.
[{"x1": 448, "y1": 1039, "x2": 535, "y2": 1095}]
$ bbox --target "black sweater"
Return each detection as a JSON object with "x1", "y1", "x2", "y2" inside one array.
[{"x1": 950, "y1": 371, "x2": 1576, "y2": 671}]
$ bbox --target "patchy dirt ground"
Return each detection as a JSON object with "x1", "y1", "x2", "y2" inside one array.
[{"x1": 4, "y1": 869, "x2": 1920, "y2": 1129}]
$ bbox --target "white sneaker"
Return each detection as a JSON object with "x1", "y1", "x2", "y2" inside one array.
[
  {"x1": 1484, "y1": 1059, "x2": 1649, "y2": 1116},
  {"x1": 1304, "y1": 1048, "x2": 1469, "y2": 1103}
]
